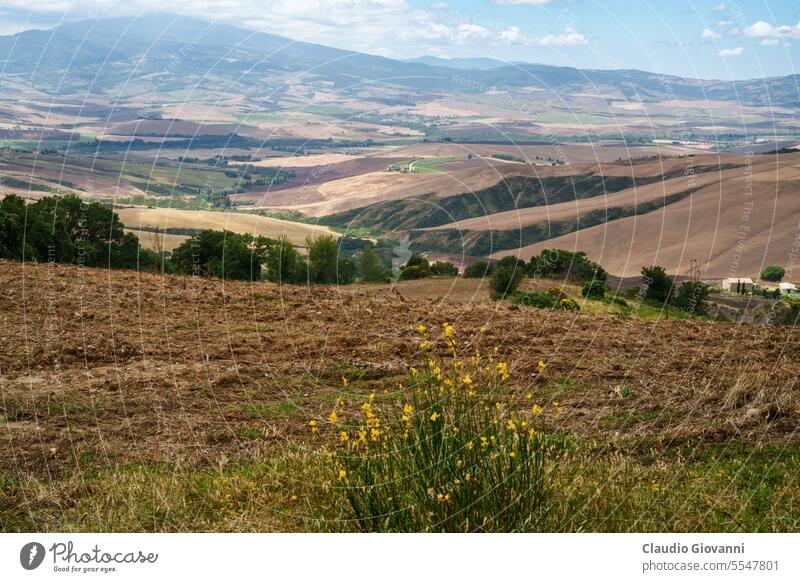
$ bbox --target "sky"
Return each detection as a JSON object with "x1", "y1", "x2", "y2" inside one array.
[{"x1": 0, "y1": 0, "x2": 798, "y2": 80}]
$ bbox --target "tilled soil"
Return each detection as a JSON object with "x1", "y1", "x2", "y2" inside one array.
[{"x1": 1, "y1": 260, "x2": 799, "y2": 480}]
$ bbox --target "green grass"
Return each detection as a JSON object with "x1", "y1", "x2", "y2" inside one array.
[{"x1": 241, "y1": 401, "x2": 299, "y2": 419}]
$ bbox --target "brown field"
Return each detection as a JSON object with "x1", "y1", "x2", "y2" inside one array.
[
  {"x1": 115, "y1": 207, "x2": 338, "y2": 246},
  {"x1": 493, "y1": 153, "x2": 800, "y2": 278},
  {"x1": 431, "y1": 155, "x2": 753, "y2": 231},
  {"x1": 1, "y1": 261, "x2": 800, "y2": 530}
]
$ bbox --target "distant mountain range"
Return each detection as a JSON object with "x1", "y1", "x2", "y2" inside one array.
[{"x1": 0, "y1": 14, "x2": 798, "y2": 106}]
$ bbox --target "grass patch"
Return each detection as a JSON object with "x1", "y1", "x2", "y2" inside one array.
[{"x1": 241, "y1": 401, "x2": 299, "y2": 420}]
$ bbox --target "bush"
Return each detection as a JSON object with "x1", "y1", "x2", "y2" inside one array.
[
  {"x1": 463, "y1": 260, "x2": 495, "y2": 278},
  {"x1": 581, "y1": 280, "x2": 606, "y2": 299},
  {"x1": 398, "y1": 265, "x2": 429, "y2": 280},
  {"x1": 760, "y1": 265, "x2": 785, "y2": 282},
  {"x1": 672, "y1": 281, "x2": 710, "y2": 316},
  {"x1": 528, "y1": 249, "x2": 606, "y2": 283},
  {"x1": 489, "y1": 266, "x2": 523, "y2": 300},
  {"x1": 399, "y1": 254, "x2": 432, "y2": 280},
  {"x1": 321, "y1": 323, "x2": 558, "y2": 532},
  {"x1": 641, "y1": 266, "x2": 673, "y2": 304},
  {"x1": 430, "y1": 261, "x2": 458, "y2": 277},
  {"x1": 515, "y1": 291, "x2": 580, "y2": 311}
]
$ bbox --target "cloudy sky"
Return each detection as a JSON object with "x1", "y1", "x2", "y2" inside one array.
[{"x1": 0, "y1": 0, "x2": 798, "y2": 79}]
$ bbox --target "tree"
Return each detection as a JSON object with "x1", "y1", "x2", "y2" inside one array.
[
  {"x1": 360, "y1": 244, "x2": 388, "y2": 283},
  {"x1": 490, "y1": 266, "x2": 523, "y2": 300},
  {"x1": 641, "y1": 266, "x2": 674, "y2": 304},
  {"x1": 463, "y1": 260, "x2": 495, "y2": 279},
  {"x1": 528, "y1": 249, "x2": 606, "y2": 282},
  {"x1": 760, "y1": 265, "x2": 785, "y2": 282},
  {"x1": 430, "y1": 261, "x2": 458, "y2": 277},
  {"x1": 673, "y1": 281, "x2": 710, "y2": 316},
  {"x1": 307, "y1": 235, "x2": 340, "y2": 284},
  {"x1": 399, "y1": 254, "x2": 432, "y2": 280},
  {"x1": 172, "y1": 230, "x2": 267, "y2": 281}
]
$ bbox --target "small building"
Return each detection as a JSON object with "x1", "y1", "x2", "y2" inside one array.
[
  {"x1": 721, "y1": 277, "x2": 754, "y2": 293},
  {"x1": 779, "y1": 282, "x2": 797, "y2": 293}
]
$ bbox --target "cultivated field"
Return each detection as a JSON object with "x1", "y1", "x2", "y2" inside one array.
[
  {"x1": 115, "y1": 207, "x2": 338, "y2": 247},
  {"x1": 1, "y1": 261, "x2": 799, "y2": 532}
]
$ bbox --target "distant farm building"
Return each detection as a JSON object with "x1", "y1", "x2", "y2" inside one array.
[
  {"x1": 721, "y1": 277, "x2": 754, "y2": 293},
  {"x1": 779, "y1": 282, "x2": 797, "y2": 293}
]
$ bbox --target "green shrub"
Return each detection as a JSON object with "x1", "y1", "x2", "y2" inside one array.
[
  {"x1": 398, "y1": 265, "x2": 430, "y2": 280},
  {"x1": 489, "y1": 266, "x2": 523, "y2": 300},
  {"x1": 760, "y1": 265, "x2": 785, "y2": 282},
  {"x1": 430, "y1": 261, "x2": 458, "y2": 277},
  {"x1": 672, "y1": 281, "x2": 710, "y2": 316},
  {"x1": 581, "y1": 280, "x2": 606, "y2": 299},
  {"x1": 265, "y1": 236, "x2": 307, "y2": 284},
  {"x1": 399, "y1": 254, "x2": 433, "y2": 280},
  {"x1": 463, "y1": 260, "x2": 495, "y2": 278},
  {"x1": 322, "y1": 324, "x2": 558, "y2": 532},
  {"x1": 528, "y1": 249, "x2": 606, "y2": 282},
  {"x1": 515, "y1": 291, "x2": 580, "y2": 311}
]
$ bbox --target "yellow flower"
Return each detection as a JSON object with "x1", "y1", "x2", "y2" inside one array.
[
  {"x1": 338, "y1": 469, "x2": 347, "y2": 481},
  {"x1": 452, "y1": 426, "x2": 459, "y2": 434},
  {"x1": 506, "y1": 419, "x2": 517, "y2": 431},
  {"x1": 479, "y1": 326, "x2": 487, "y2": 334},
  {"x1": 338, "y1": 431, "x2": 349, "y2": 442},
  {"x1": 461, "y1": 374, "x2": 473, "y2": 385},
  {"x1": 456, "y1": 459, "x2": 463, "y2": 468},
  {"x1": 410, "y1": 367, "x2": 418, "y2": 376},
  {"x1": 443, "y1": 322, "x2": 454, "y2": 338},
  {"x1": 480, "y1": 436, "x2": 488, "y2": 449},
  {"x1": 403, "y1": 403, "x2": 414, "y2": 415},
  {"x1": 466, "y1": 441, "x2": 474, "y2": 450},
  {"x1": 427, "y1": 487, "x2": 434, "y2": 495},
  {"x1": 538, "y1": 360, "x2": 546, "y2": 373},
  {"x1": 308, "y1": 419, "x2": 318, "y2": 433},
  {"x1": 496, "y1": 362, "x2": 509, "y2": 380},
  {"x1": 417, "y1": 324, "x2": 427, "y2": 334},
  {"x1": 341, "y1": 376, "x2": 349, "y2": 388},
  {"x1": 290, "y1": 494, "x2": 298, "y2": 501},
  {"x1": 328, "y1": 410, "x2": 339, "y2": 424},
  {"x1": 509, "y1": 451, "x2": 516, "y2": 458},
  {"x1": 430, "y1": 411, "x2": 440, "y2": 422},
  {"x1": 420, "y1": 340, "x2": 431, "y2": 350},
  {"x1": 465, "y1": 473, "x2": 471, "y2": 481},
  {"x1": 531, "y1": 404, "x2": 543, "y2": 416}
]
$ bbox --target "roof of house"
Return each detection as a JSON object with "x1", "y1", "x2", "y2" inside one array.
[{"x1": 722, "y1": 277, "x2": 754, "y2": 284}]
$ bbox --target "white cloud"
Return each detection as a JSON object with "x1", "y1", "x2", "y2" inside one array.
[
  {"x1": 743, "y1": 20, "x2": 800, "y2": 39},
  {"x1": 533, "y1": 27, "x2": 588, "y2": 47},
  {"x1": 431, "y1": 2, "x2": 447, "y2": 8},
  {"x1": 454, "y1": 23, "x2": 490, "y2": 43},
  {"x1": 718, "y1": 46, "x2": 743, "y2": 56},
  {"x1": 701, "y1": 28, "x2": 720, "y2": 40},
  {"x1": 499, "y1": 26, "x2": 522, "y2": 43},
  {"x1": 492, "y1": 0, "x2": 551, "y2": 5},
  {"x1": 717, "y1": 19, "x2": 733, "y2": 27},
  {"x1": 759, "y1": 38, "x2": 780, "y2": 46},
  {"x1": 712, "y1": 2, "x2": 726, "y2": 12}
]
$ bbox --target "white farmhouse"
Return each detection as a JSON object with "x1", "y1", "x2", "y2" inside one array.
[{"x1": 779, "y1": 282, "x2": 797, "y2": 293}]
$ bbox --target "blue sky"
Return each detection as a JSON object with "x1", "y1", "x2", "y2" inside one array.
[{"x1": 0, "y1": 0, "x2": 797, "y2": 80}]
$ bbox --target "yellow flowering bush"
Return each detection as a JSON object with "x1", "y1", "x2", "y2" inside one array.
[{"x1": 324, "y1": 322, "x2": 559, "y2": 532}]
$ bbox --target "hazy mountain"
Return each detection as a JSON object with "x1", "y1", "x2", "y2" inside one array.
[
  {"x1": 0, "y1": 14, "x2": 798, "y2": 106},
  {"x1": 405, "y1": 56, "x2": 511, "y2": 70}
]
